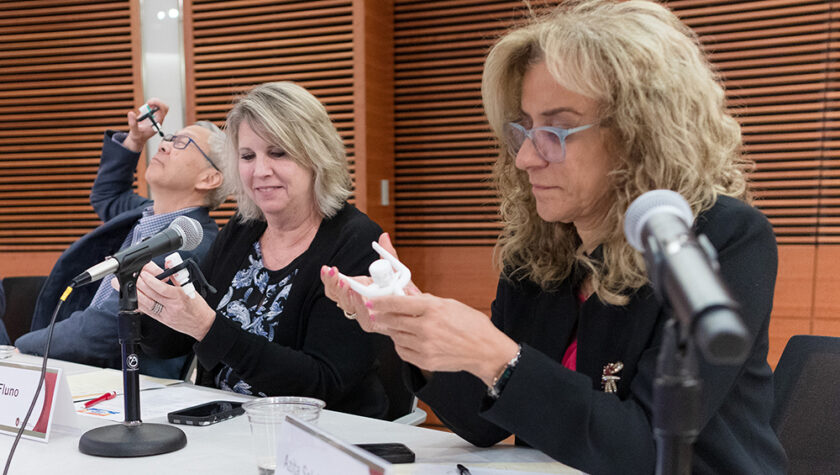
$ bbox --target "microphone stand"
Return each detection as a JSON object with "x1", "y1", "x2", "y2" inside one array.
[
  {"x1": 626, "y1": 192, "x2": 749, "y2": 475},
  {"x1": 78, "y1": 269, "x2": 186, "y2": 457},
  {"x1": 653, "y1": 318, "x2": 701, "y2": 475},
  {"x1": 642, "y1": 228, "x2": 746, "y2": 475}
]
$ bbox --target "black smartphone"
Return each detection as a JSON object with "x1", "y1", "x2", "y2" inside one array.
[
  {"x1": 167, "y1": 400, "x2": 244, "y2": 426},
  {"x1": 355, "y1": 443, "x2": 415, "y2": 464}
]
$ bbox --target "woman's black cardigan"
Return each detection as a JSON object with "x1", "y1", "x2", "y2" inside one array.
[{"x1": 141, "y1": 203, "x2": 389, "y2": 418}]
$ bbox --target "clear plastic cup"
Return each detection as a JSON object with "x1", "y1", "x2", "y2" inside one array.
[{"x1": 242, "y1": 396, "x2": 325, "y2": 475}]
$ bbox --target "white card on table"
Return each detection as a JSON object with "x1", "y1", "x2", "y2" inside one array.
[
  {"x1": 275, "y1": 415, "x2": 390, "y2": 475},
  {"x1": 0, "y1": 360, "x2": 78, "y2": 442}
]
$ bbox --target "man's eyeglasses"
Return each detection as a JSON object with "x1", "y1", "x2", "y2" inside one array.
[
  {"x1": 162, "y1": 134, "x2": 221, "y2": 172},
  {"x1": 506, "y1": 122, "x2": 595, "y2": 163}
]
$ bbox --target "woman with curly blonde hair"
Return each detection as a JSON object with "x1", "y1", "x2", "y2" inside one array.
[{"x1": 323, "y1": 1, "x2": 786, "y2": 472}]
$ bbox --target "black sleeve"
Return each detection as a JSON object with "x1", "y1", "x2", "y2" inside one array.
[
  {"x1": 193, "y1": 213, "x2": 383, "y2": 406},
  {"x1": 689, "y1": 200, "x2": 778, "y2": 424}
]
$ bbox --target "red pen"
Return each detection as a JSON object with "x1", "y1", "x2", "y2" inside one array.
[{"x1": 84, "y1": 391, "x2": 117, "y2": 408}]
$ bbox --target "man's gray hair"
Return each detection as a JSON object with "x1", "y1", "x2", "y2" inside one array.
[{"x1": 194, "y1": 120, "x2": 229, "y2": 210}]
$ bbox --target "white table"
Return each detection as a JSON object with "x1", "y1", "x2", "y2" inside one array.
[{"x1": 1, "y1": 353, "x2": 579, "y2": 474}]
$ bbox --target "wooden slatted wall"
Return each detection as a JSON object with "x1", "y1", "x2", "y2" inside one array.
[
  {"x1": 395, "y1": 0, "x2": 839, "y2": 246},
  {"x1": 0, "y1": 0, "x2": 143, "y2": 269},
  {"x1": 394, "y1": 1, "x2": 558, "y2": 246},
  {"x1": 668, "y1": 0, "x2": 840, "y2": 363},
  {"x1": 670, "y1": 0, "x2": 839, "y2": 243},
  {"x1": 184, "y1": 0, "x2": 356, "y2": 225}
]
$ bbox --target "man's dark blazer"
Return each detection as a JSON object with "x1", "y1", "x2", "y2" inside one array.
[{"x1": 15, "y1": 131, "x2": 218, "y2": 373}]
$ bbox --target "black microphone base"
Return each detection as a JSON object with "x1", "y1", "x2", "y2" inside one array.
[{"x1": 78, "y1": 423, "x2": 186, "y2": 457}]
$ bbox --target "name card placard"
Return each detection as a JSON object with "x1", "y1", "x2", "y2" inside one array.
[
  {"x1": 275, "y1": 416, "x2": 390, "y2": 475},
  {"x1": 0, "y1": 361, "x2": 77, "y2": 442}
]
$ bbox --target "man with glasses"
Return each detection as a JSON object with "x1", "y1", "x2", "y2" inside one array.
[{"x1": 9, "y1": 99, "x2": 227, "y2": 379}]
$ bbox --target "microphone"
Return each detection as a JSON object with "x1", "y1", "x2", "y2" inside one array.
[
  {"x1": 624, "y1": 190, "x2": 748, "y2": 364},
  {"x1": 71, "y1": 216, "x2": 203, "y2": 287}
]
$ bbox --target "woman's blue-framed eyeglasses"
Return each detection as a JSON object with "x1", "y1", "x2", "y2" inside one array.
[{"x1": 506, "y1": 122, "x2": 594, "y2": 163}]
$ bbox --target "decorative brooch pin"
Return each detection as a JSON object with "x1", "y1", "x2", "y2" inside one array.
[{"x1": 601, "y1": 361, "x2": 624, "y2": 393}]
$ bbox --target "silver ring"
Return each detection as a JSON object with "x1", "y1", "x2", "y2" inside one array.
[
  {"x1": 151, "y1": 301, "x2": 164, "y2": 315},
  {"x1": 342, "y1": 309, "x2": 357, "y2": 320}
]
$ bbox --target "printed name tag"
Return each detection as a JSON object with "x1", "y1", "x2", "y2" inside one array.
[
  {"x1": 275, "y1": 416, "x2": 389, "y2": 475},
  {"x1": 0, "y1": 361, "x2": 77, "y2": 442}
]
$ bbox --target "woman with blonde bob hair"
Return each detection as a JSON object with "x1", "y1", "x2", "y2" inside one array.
[
  {"x1": 323, "y1": 0, "x2": 787, "y2": 472},
  {"x1": 224, "y1": 81, "x2": 352, "y2": 221},
  {"x1": 135, "y1": 81, "x2": 391, "y2": 419}
]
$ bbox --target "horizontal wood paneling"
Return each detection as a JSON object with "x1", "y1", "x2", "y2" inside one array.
[
  {"x1": 0, "y1": 0, "x2": 142, "y2": 256},
  {"x1": 671, "y1": 0, "x2": 840, "y2": 244},
  {"x1": 394, "y1": 0, "x2": 840, "y2": 245},
  {"x1": 394, "y1": 1, "x2": 559, "y2": 246}
]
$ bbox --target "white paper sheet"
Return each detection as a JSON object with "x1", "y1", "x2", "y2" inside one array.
[{"x1": 67, "y1": 368, "x2": 178, "y2": 401}]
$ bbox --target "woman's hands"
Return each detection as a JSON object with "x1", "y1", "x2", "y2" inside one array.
[
  {"x1": 366, "y1": 294, "x2": 519, "y2": 386},
  {"x1": 320, "y1": 232, "x2": 419, "y2": 333},
  {"x1": 123, "y1": 98, "x2": 169, "y2": 153},
  {"x1": 320, "y1": 232, "x2": 518, "y2": 385},
  {"x1": 134, "y1": 261, "x2": 216, "y2": 341}
]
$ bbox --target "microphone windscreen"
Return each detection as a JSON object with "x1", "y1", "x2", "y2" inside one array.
[
  {"x1": 170, "y1": 216, "x2": 203, "y2": 251},
  {"x1": 624, "y1": 190, "x2": 694, "y2": 251}
]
